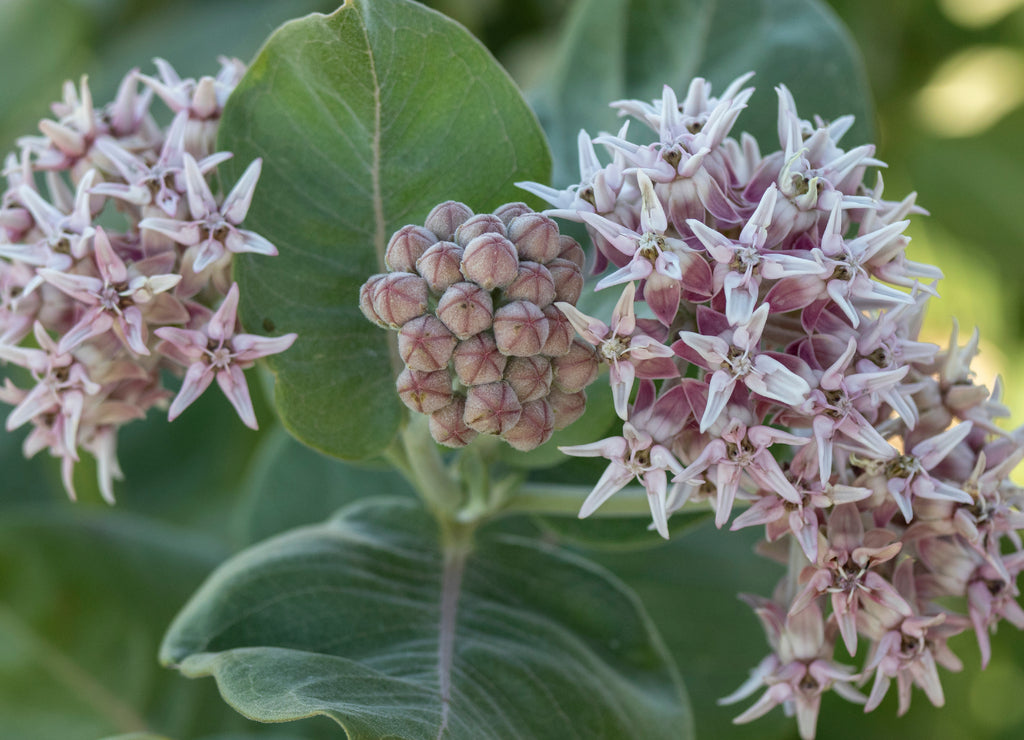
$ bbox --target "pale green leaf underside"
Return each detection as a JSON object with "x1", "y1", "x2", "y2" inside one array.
[
  {"x1": 161, "y1": 499, "x2": 691, "y2": 739},
  {"x1": 218, "y1": 0, "x2": 551, "y2": 460}
]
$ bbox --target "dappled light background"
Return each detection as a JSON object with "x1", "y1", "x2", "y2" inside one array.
[{"x1": 4, "y1": 0, "x2": 1024, "y2": 739}]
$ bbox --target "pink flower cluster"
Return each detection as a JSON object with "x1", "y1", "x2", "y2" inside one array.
[
  {"x1": 519, "y1": 75, "x2": 1024, "y2": 737},
  {"x1": 0, "y1": 59, "x2": 296, "y2": 502}
]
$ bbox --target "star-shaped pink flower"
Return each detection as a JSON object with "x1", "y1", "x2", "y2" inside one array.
[{"x1": 154, "y1": 283, "x2": 296, "y2": 429}]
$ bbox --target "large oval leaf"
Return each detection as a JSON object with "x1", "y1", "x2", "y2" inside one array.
[
  {"x1": 161, "y1": 498, "x2": 691, "y2": 739},
  {"x1": 218, "y1": 0, "x2": 552, "y2": 460},
  {"x1": 0, "y1": 511, "x2": 238, "y2": 740},
  {"x1": 231, "y1": 426, "x2": 414, "y2": 547},
  {"x1": 531, "y1": 0, "x2": 873, "y2": 185}
]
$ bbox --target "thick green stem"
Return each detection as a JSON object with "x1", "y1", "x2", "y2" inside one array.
[
  {"x1": 500, "y1": 482, "x2": 720, "y2": 518},
  {"x1": 390, "y1": 415, "x2": 464, "y2": 517}
]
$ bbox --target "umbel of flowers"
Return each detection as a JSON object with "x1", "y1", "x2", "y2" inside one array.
[
  {"x1": 500, "y1": 75, "x2": 1024, "y2": 737},
  {"x1": 360, "y1": 201, "x2": 598, "y2": 450},
  {"x1": 0, "y1": 59, "x2": 296, "y2": 502}
]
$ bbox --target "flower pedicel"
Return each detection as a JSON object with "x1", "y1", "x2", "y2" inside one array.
[{"x1": 0, "y1": 60, "x2": 295, "y2": 502}]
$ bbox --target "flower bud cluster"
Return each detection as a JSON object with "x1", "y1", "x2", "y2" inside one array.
[
  {"x1": 0, "y1": 59, "x2": 296, "y2": 502},
  {"x1": 360, "y1": 201, "x2": 598, "y2": 450},
  {"x1": 518, "y1": 74, "x2": 1024, "y2": 737}
]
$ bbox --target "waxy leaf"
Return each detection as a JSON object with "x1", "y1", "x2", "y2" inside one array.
[
  {"x1": 218, "y1": 0, "x2": 552, "y2": 460},
  {"x1": 161, "y1": 498, "x2": 692, "y2": 739},
  {"x1": 531, "y1": 0, "x2": 873, "y2": 186},
  {"x1": 0, "y1": 511, "x2": 229, "y2": 739},
  {"x1": 232, "y1": 426, "x2": 414, "y2": 546}
]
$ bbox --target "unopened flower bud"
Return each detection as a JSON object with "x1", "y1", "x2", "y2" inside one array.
[
  {"x1": 492, "y1": 201, "x2": 533, "y2": 226},
  {"x1": 425, "y1": 200, "x2": 473, "y2": 241},
  {"x1": 455, "y1": 213, "x2": 506, "y2": 246},
  {"x1": 359, "y1": 273, "x2": 388, "y2": 327},
  {"x1": 396, "y1": 368, "x2": 453, "y2": 413},
  {"x1": 557, "y1": 235, "x2": 586, "y2": 269},
  {"x1": 946, "y1": 384, "x2": 991, "y2": 413},
  {"x1": 552, "y1": 338, "x2": 600, "y2": 392},
  {"x1": 493, "y1": 300, "x2": 550, "y2": 357},
  {"x1": 508, "y1": 212, "x2": 561, "y2": 264},
  {"x1": 398, "y1": 314, "x2": 457, "y2": 372},
  {"x1": 386, "y1": 225, "x2": 437, "y2": 272},
  {"x1": 503, "y1": 261, "x2": 556, "y2": 307},
  {"x1": 452, "y1": 332, "x2": 507, "y2": 386},
  {"x1": 460, "y1": 234, "x2": 519, "y2": 290},
  {"x1": 547, "y1": 258, "x2": 584, "y2": 303},
  {"x1": 547, "y1": 388, "x2": 587, "y2": 429},
  {"x1": 416, "y1": 242, "x2": 464, "y2": 293},
  {"x1": 371, "y1": 272, "x2": 429, "y2": 328},
  {"x1": 436, "y1": 281, "x2": 494, "y2": 340},
  {"x1": 464, "y1": 381, "x2": 522, "y2": 435},
  {"x1": 504, "y1": 355, "x2": 552, "y2": 403},
  {"x1": 540, "y1": 305, "x2": 574, "y2": 357},
  {"x1": 501, "y1": 399, "x2": 554, "y2": 451},
  {"x1": 429, "y1": 397, "x2": 478, "y2": 448}
]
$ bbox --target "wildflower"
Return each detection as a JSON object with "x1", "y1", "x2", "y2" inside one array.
[
  {"x1": 154, "y1": 283, "x2": 296, "y2": 429},
  {"x1": 556, "y1": 282, "x2": 676, "y2": 419},
  {"x1": 139, "y1": 154, "x2": 276, "y2": 273},
  {"x1": 721, "y1": 598, "x2": 863, "y2": 740},
  {"x1": 38, "y1": 227, "x2": 182, "y2": 355},
  {"x1": 676, "y1": 304, "x2": 811, "y2": 431}
]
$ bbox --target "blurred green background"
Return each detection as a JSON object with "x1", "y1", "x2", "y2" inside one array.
[{"x1": 3, "y1": 0, "x2": 1024, "y2": 738}]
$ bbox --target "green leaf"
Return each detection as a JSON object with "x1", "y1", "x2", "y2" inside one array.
[
  {"x1": 534, "y1": 510, "x2": 712, "y2": 552},
  {"x1": 218, "y1": 0, "x2": 552, "y2": 461},
  {"x1": 0, "y1": 511, "x2": 223, "y2": 740},
  {"x1": 0, "y1": 508, "x2": 343, "y2": 740},
  {"x1": 531, "y1": 0, "x2": 873, "y2": 186},
  {"x1": 0, "y1": 0, "x2": 91, "y2": 147},
  {"x1": 161, "y1": 498, "x2": 691, "y2": 739},
  {"x1": 232, "y1": 426, "x2": 415, "y2": 546}
]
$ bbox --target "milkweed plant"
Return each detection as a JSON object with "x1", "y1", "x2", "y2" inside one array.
[{"x1": 3, "y1": 0, "x2": 1023, "y2": 739}]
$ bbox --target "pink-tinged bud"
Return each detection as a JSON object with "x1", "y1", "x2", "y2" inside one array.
[
  {"x1": 464, "y1": 381, "x2": 522, "y2": 435},
  {"x1": 455, "y1": 213, "x2": 507, "y2": 246},
  {"x1": 552, "y1": 339, "x2": 600, "y2": 392},
  {"x1": 359, "y1": 273, "x2": 388, "y2": 327},
  {"x1": 508, "y1": 212, "x2": 562, "y2": 263},
  {"x1": 460, "y1": 234, "x2": 519, "y2": 290},
  {"x1": 436, "y1": 281, "x2": 494, "y2": 340},
  {"x1": 504, "y1": 355, "x2": 552, "y2": 403},
  {"x1": 398, "y1": 314, "x2": 457, "y2": 372},
  {"x1": 503, "y1": 261, "x2": 556, "y2": 307},
  {"x1": 540, "y1": 305, "x2": 574, "y2": 357},
  {"x1": 386, "y1": 225, "x2": 437, "y2": 272},
  {"x1": 492, "y1": 201, "x2": 534, "y2": 226},
  {"x1": 547, "y1": 388, "x2": 587, "y2": 429},
  {"x1": 502, "y1": 399, "x2": 554, "y2": 451},
  {"x1": 371, "y1": 272, "x2": 429, "y2": 328},
  {"x1": 429, "y1": 396, "x2": 478, "y2": 448},
  {"x1": 425, "y1": 200, "x2": 473, "y2": 241},
  {"x1": 946, "y1": 384, "x2": 990, "y2": 413},
  {"x1": 416, "y1": 241, "x2": 465, "y2": 293},
  {"x1": 493, "y1": 300, "x2": 550, "y2": 357},
  {"x1": 396, "y1": 368, "x2": 453, "y2": 413},
  {"x1": 547, "y1": 258, "x2": 584, "y2": 303},
  {"x1": 557, "y1": 235, "x2": 586, "y2": 269},
  {"x1": 452, "y1": 332, "x2": 507, "y2": 385}
]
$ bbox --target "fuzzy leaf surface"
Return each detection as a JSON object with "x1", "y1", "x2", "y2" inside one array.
[
  {"x1": 161, "y1": 498, "x2": 691, "y2": 739},
  {"x1": 218, "y1": 0, "x2": 551, "y2": 460}
]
